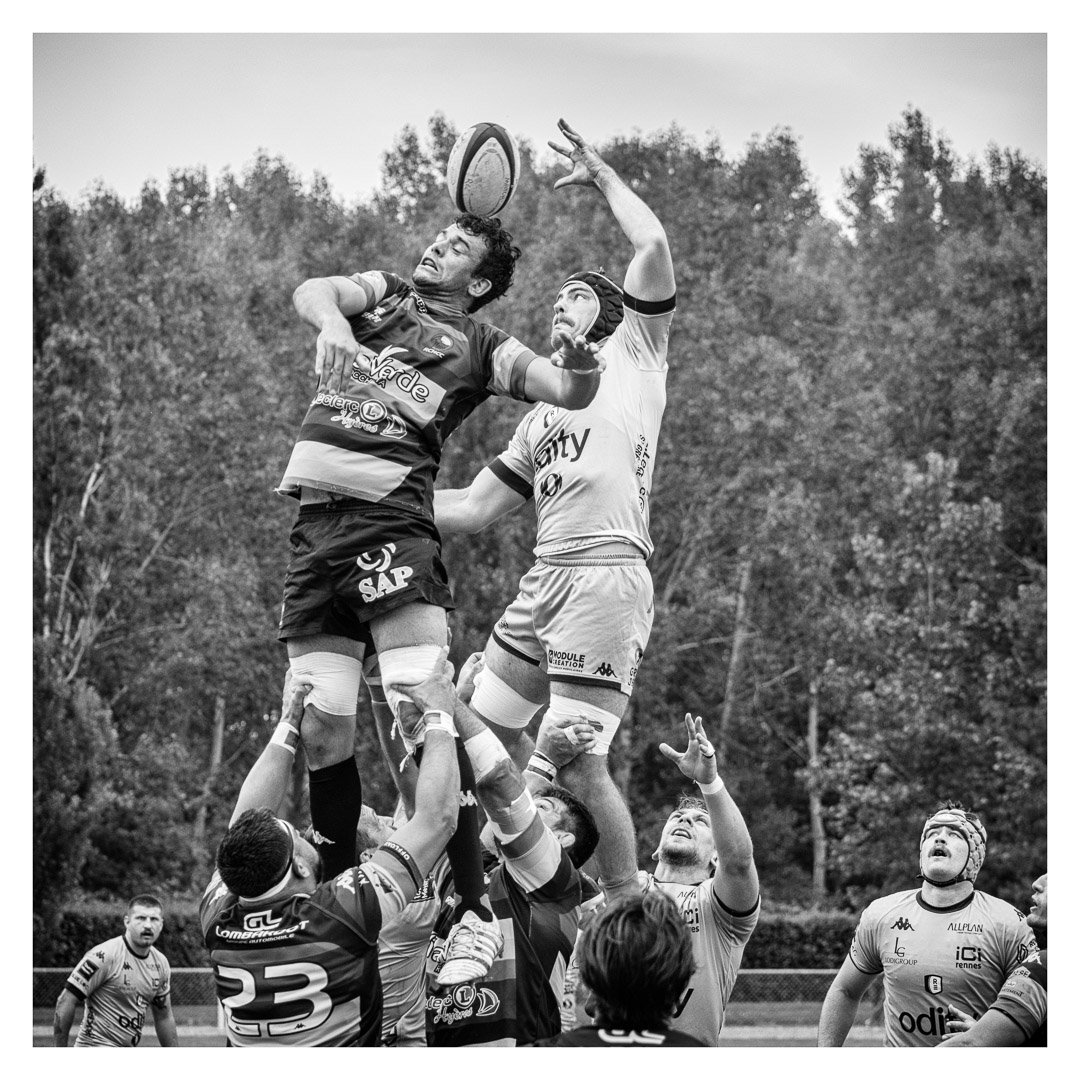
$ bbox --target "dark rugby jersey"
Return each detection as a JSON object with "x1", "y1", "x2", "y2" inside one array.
[
  {"x1": 532, "y1": 1025, "x2": 708, "y2": 1047},
  {"x1": 200, "y1": 862, "x2": 408, "y2": 1047},
  {"x1": 278, "y1": 271, "x2": 537, "y2": 518},
  {"x1": 426, "y1": 853, "x2": 585, "y2": 1046},
  {"x1": 987, "y1": 953, "x2": 1047, "y2": 1046}
]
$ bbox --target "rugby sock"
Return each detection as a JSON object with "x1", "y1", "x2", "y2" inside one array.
[
  {"x1": 308, "y1": 756, "x2": 363, "y2": 880},
  {"x1": 446, "y1": 743, "x2": 494, "y2": 923}
]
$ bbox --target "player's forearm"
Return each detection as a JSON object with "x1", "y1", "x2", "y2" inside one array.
[
  {"x1": 705, "y1": 789, "x2": 756, "y2": 872},
  {"x1": 552, "y1": 367, "x2": 601, "y2": 410},
  {"x1": 52, "y1": 1002, "x2": 75, "y2": 1046},
  {"x1": 230, "y1": 741, "x2": 295, "y2": 825},
  {"x1": 816, "y1": 985, "x2": 859, "y2": 1046},
  {"x1": 154, "y1": 1012, "x2": 180, "y2": 1047},
  {"x1": 594, "y1": 166, "x2": 667, "y2": 254},
  {"x1": 293, "y1": 278, "x2": 355, "y2": 334},
  {"x1": 412, "y1": 729, "x2": 460, "y2": 840},
  {"x1": 433, "y1": 488, "x2": 480, "y2": 535}
]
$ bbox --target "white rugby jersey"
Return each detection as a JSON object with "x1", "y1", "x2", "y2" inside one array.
[
  {"x1": 848, "y1": 888, "x2": 1037, "y2": 1046},
  {"x1": 643, "y1": 874, "x2": 759, "y2": 1047},
  {"x1": 490, "y1": 293, "x2": 675, "y2": 559}
]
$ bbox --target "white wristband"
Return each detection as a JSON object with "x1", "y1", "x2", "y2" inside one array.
[
  {"x1": 422, "y1": 710, "x2": 457, "y2": 738},
  {"x1": 271, "y1": 722, "x2": 300, "y2": 756},
  {"x1": 697, "y1": 775, "x2": 725, "y2": 796}
]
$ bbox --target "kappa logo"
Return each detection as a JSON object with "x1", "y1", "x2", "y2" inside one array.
[
  {"x1": 457, "y1": 790, "x2": 478, "y2": 807},
  {"x1": 243, "y1": 909, "x2": 283, "y2": 932},
  {"x1": 310, "y1": 829, "x2": 334, "y2": 846},
  {"x1": 890, "y1": 917, "x2": 915, "y2": 931},
  {"x1": 593, "y1": 662, "x2": 616, "y2": 678}
]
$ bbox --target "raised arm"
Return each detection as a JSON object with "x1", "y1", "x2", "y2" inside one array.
[
  {"x1": 229, "y1": 672, "x2": 310, "y2": 825},
  {"x1": 292, "y1": 274, "x2": 377, "y2": 395},
  {"x1": 549, "y1": 118, "x2": 675, "y2": 302},
  {"x1": 817, "y1": 956, "x2": 878, "y2": 1046},
  {"x1": 434, "y1": 466, "x2": 529, "y2": 536},
  {"x1": 658, "y1": 713, "x2": 759, "y2": 912}
]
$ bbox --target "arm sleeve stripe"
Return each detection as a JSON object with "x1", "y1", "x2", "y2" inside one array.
[
  {"x1": 987, "y1": 1007, "x2": 1033, "y2": 1036},
  {"x1": 64, "y1": 982, "x2": 86, "y2": 1002},
  {"x1": 623, "y1": 291, "x2": 676, "y2": 316},
  {"x1": 489, "y1": 459, "x2": 534, "y2": 500},
  {"x1": 718, "y1": 894, "x2": 761, "y2": 919},
  {"x1": 508, "y1": 349, "x2": 535, "y2": 401},
  {"x1": 377, "y1": 839, "x2": 423, "y2": 894}
]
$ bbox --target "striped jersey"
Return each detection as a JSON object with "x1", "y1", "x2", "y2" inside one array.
[
  {"x1": 847, "y1": 888, "x2": 1038, "y2": 1046},
  {"x1": 426, "y1": 853, "x2": 588, "y2": 1046},
  {"x1": 986, "y1": 953, "x2": 1047, "y2": 1045},
  {"x1": 199, "y1": 861, "x2": 409, "y2": 1046},
  {"x1": 378, "y1": 857, "x2": 453, "y2": 1046},
  {"x1": 65, "y1": 935, "x2": 171, "y2": 1047},
  {"x1": 490, "y1": 290, "x2": 675, "y2": 558},
  {"x1": 278, "y1": 271, "x2": 537, "y2": 518},
  {"x1": 643, "y1": 874, "x2": 760, "y2": 1046},
  {"x1": 533, "y1": 1025, "x2": 708, "y2": 1046}
]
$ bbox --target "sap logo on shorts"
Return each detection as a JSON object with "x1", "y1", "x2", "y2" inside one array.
[
  {"x1": 356, "y1": 543, "x2": 414, "y2": 602},
  {"x1": 361, "y1": 304, "x2": 391, "y2": 324},
  {"x1": 547, "y1": 648, "x2": 585, "y2": 672}
]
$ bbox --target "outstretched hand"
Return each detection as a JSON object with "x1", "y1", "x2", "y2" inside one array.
[
  {"x1": 940, "y1": 1005, "x2": 977, "y2": 1040},
  {"x1": 549, "y1": 118, "x2": 609, "y2": 190},
  {"x1": 550, "y1": 328, "x2": 606, "y2": 374},
  {"x1": 274, "y1": 669, "x2": 312, "y2": 731},
  {"x1": 658, "y1": 712, "x2": 719, "y2": 785},
  {"x1": 455, "y1": 651, "x2": 485, "y2": 706}
]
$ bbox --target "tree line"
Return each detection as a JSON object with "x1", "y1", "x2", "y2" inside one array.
[{"x1": 33, "y1": 109, "x2": 1046, "y2": 934}]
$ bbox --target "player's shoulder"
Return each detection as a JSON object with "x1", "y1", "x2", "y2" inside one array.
[
  {"x1": 860, "y1": 889, "x2": 920, "y2": 923},
  {"x1": 973, "y1": 889, "x2": 1030, "y2": 924}
]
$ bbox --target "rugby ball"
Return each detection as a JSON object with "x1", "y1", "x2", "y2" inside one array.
[{"x1": 446, "y1": 122, "x2": 520, "y2": 217}]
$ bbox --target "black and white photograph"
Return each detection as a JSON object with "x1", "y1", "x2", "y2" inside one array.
[{"x1": 31, "y1": 15, "x2": 1051, "y2": 1055}]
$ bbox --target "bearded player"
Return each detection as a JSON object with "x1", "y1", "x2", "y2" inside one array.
[
  {"x1": 817, "y1": 802, "x2": 1038, "y2": 1047},
  {"x1": 434, "y1": 119, "x2": 676, "y2": 901}
]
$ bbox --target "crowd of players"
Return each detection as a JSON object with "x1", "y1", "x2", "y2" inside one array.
[{"x1": 52, "y1": 120, "x2": 1047, "y2": 1049}]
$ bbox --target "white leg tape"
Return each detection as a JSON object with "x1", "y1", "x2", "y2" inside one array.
[
  {"x1": 289, "y1": 652, "x2": 363, "y2": 716},
  {"x1": 545, "y1": 693, "x2": 622, "y2": 756},
  {"x1": 378, "y1": 645, "x2": 444, "y2": 719},
  {"x1": 471, "y1": 665, "x2": 544, "y2": 730}
]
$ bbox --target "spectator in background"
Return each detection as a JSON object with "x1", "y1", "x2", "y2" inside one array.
[
  {"x1": 53, "y1": 894, "x2": 178, "y2": 1047},
  {"x1": 532, "y1": 890, "x2": 705, "y2": 1046}
]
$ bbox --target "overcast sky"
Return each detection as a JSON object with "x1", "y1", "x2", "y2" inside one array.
[{"x1": 33, "y1": 32, "x2": 1046, "y2": 220}]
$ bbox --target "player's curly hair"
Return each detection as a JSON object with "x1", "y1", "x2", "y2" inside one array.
[
  {"x1": 541, "y1": 783, "x2": 599, "y2": 869},
  {"x1": 216, "y1": 808, "x2": 294, "y2": 898},
  {"x1": 456, "y1": 213, "x2": 521, "y2": 311},
  {"x1": 579, "y1": 890, "x2": 696, "y2": 1030}
]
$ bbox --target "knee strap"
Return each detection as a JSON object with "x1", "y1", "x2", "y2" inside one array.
[
  {"x1": 378, "y1": 645, "x2": 443, "y2": 719},
  {"x1": 471, "y1": 665, "x2": 544, "y2": 730},
  {"x1": 544, "y1": 694, "x2": 623, "y2": 756},
  {"x1": 289, "y1": 652, "x2": 363, "y2": 716}
]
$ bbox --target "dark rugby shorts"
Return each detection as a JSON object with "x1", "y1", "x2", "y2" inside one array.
[{"x1": 278, "y1": 501, "x2": 455, "y2": 643}]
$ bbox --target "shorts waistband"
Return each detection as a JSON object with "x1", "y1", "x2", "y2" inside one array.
[{"x1": 540, "y1": 550, "x2": 645, "y2": 567}]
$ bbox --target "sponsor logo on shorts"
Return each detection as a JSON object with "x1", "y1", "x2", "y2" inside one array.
[
  {"x1": 547, "y1": 648, "x2": 585, "y2": 672},
  {"x1": 361, "y1": 304, "x2": 390, "y2": 324},
  {"x1": 356, "y1": 543, "x2": 415, "y2": 603},
  {"x1": 428, "y1": 981, "x2": 502, "y2": 1026}
]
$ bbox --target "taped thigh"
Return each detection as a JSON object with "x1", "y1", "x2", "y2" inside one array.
[
  {"x1": 470, "y1": 664, "x2": 544, "y2": 730},
  {"x1": 289, "y1": 652, "x2": 363, "y2": 716},
  {"x1": 378, "y1": 644, "x2": 443, "y2": 719},
  {"x1": 544, "y1": 693, "x2": 623, "y2": 756}
]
